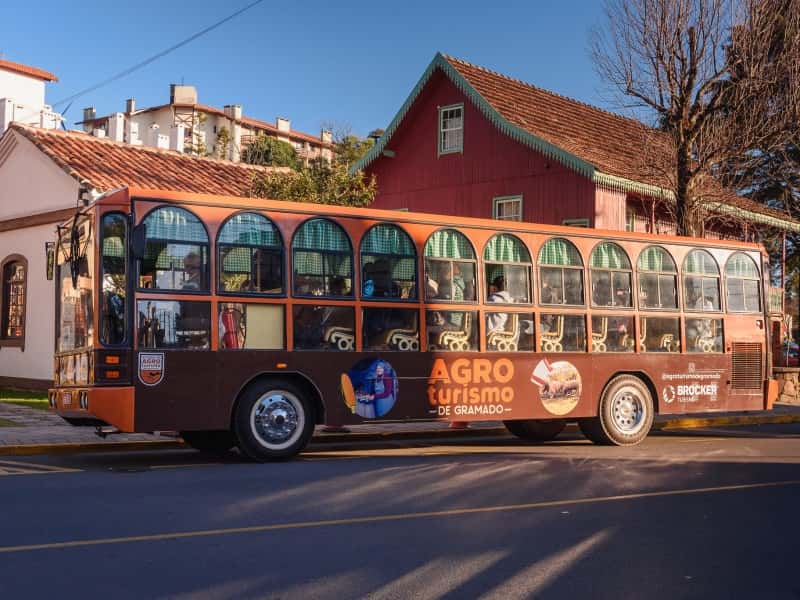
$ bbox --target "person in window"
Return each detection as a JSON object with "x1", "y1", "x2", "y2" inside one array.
[
  {"x1": 486, "y1": 276, "x2": 512, "y2": 334},
  {"x1": 239, "y1": 279, "x2": 256, "y2": 293},
  {"x1": 330, "y1": 276, "x2": 349, "y2": 296},
  {"x1": 182, "y1": 253, "x2": 203, "y2": 290},
  {"x1": 695, "y1": 295, "x2": 714, "y2": 311}
]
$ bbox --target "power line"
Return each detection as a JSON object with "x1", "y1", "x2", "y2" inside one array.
[{"x1": 49, "y1": 0, "x2": 266, "y2": 109}]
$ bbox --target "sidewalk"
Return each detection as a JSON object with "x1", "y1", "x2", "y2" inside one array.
[{"x1": 1, "y1": 400, "x2": 799, "y2": 456}]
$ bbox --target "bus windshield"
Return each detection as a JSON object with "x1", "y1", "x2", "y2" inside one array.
[{"x1": 56, "y1": 219, "x2": 94, "y2": 352}]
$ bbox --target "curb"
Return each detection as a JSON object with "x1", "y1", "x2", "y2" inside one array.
[{"x1": 1, "y1": 412, "x2": 799, "y2": 457}]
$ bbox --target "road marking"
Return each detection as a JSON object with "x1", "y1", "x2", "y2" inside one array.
[
  {"x1": 149, "y1": 463, "x2": 221, "y2": 470},
  {"x1": 0, "y1": 479, "x2": 797, "y2": 554},
  {"x1": 0, "y1": 459, "x2": 79, "y2": 476}
]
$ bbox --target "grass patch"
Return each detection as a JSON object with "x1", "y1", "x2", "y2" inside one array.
[
  {"x1": 0, "y1": 389, "x2": 48, "y2": 411},
  {"x1": 0, "y1": 417, "x2": 20, "y2": 427}
]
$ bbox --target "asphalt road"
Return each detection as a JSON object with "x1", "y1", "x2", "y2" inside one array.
[{"x1": 1, "y1": 425, "x2": 800, "y2": 600}]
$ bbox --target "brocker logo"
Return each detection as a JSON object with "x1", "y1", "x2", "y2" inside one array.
[
  {"x1": 138, "y1": 353, "x2": 165, "y2": 386},
  {"x1": 427, "y1": 358, "x2": 515, "y2": 417}
]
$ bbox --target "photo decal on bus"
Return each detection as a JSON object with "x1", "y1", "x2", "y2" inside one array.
[
  {"x1": 138, "y1": 352, "x2": 165, "y2": 386},
  {"x1": 531, "y1": 359, "x2": 582, "y2": 415},
  {"x1": 341, "y1": 358, "x2": 399, "y2": 419}
]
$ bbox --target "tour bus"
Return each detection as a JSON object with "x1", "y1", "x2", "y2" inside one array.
[{"x1": 49, "y1": 187, "x2": 778, "y2": 460}]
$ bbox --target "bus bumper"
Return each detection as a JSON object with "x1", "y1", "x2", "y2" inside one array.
[{"x1": 48, "y1": 387, "x2": 136, "y2": 432}]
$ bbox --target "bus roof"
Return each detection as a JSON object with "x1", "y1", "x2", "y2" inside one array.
[{"x1": 97, "y1": 186, "x2": 766, "y2": 254}]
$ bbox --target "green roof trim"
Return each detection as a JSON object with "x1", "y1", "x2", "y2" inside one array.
[{"x1": 352, "y1": 53, "x2": 595, "y2": 178}]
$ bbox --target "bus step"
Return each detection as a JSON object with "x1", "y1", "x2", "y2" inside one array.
[{"x1": 95, "y1": 426, "x2": 120, "y2": 439}]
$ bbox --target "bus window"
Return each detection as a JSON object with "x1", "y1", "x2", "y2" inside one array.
[
  {"x1": 641, "y1": 317, "x2": 680, "y2": 352},
  {"x1": 427, "y1": 310, "x2": 478, "y2": 351},
  {"x1": 137, "y1": 300, "x2": 210, "y2": 349},
  {"x1": 138, "y1": 207, "x2": 208, "y2": 291},
  {"x1": 292, "y1": 219, "x2": 353, "y2": 297},
  {"x1": 219, "y1": 303, "x2": 284, "y2": 349},
  {"x1": 293, "y1": 305, "x2": 354, "y2": 350},
  {"x1": 363, "y1": 308, "x2": 418, "y2": 350},
  {"x1": 538, "y1": 238, "x2": 584, "y2": 305},
  {"x1": 361, "y1": 224, "x2": 417, "y2": 300},
  {"x1": 100, "y1": 213, "x2": 127, "y2": 345},
  {"x1": 484, "y1": 233, "x2": 531, "y2": 303},
  {"x1": 424, "y1": 229, "x2": 477, "y2": 302},
  {"x1": 637, "y1": 246, "x2": 677, "y2": 309},
  {"x1": 218, "y1": 212, "x2": 283, "y2": 295},
  {"x1": 540, "y1": 314, "x2": 586, "y2": 352},
  {"x1": 486, "y1": 312, "x2": 534, "y2": 352},
  {"x1": 726, "y1": 253, "x2": 761, "y2": 312},
  {"x1": 591, "y1": 315, "x2": 634, "y2": 352},
  {"x1": 684, "y1": 250, "x2": 720, "y2": 311},
  {"x1": 686, "y1": 318, "x2": 723, "y2": 353},
  {"x1": 590, "y1": 242, "x2": 632, "y2": 308}
]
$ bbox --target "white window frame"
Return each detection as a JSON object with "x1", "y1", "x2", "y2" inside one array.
[
  {"x1": 492, "y1": 195, "x2": 523, "y2": 221},
  {"x1": 438, "y1": 103, "x2": 464, "y2": 155},
  {"x1": 563, "y1": 218, "x2": 590, "y2": 228}
]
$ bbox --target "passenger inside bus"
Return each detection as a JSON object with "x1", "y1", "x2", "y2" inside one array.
[
  {"x1": 486, "y1": 276, "x2": 512, "y2": 335},
  {"x1": 181, "y1": 253, "x2": 204, "y2": 290}
]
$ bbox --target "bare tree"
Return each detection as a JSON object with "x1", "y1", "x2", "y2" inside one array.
[{"x1": 592, "y1": 0, "x2": 800, "y2": 236}]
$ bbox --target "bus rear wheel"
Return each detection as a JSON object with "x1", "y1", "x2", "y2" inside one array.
[
  {"x1": 579, "y1": 375, "x2": 653, "y2": 446},
  {"x1": 234, "y1": 379, "x2": 315, "y2": 461},
  {"x1": 503, "y1": 419, "x2": 565, "y2": 441},
  {"x1": 180, "y1": 430, "x2": 236, "y2": 454}
]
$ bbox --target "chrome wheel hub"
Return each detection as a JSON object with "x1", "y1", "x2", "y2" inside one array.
[
  {"x1": 612, "y1": 389, "x2": 644, "y2": 433},
  {"x1": 251, "y1": 392, "x2": 301, "y2": 448}
]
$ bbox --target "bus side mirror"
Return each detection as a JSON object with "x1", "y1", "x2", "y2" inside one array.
[{"x1": 131, "y1": 224, "x2": 146, "y2": 260}]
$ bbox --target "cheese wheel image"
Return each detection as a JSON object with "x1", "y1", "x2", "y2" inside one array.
[{"x1": 340, "y1": 373, "x2": 356, "y2": 413}]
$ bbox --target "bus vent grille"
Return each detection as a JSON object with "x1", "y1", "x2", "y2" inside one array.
[{"x1": 731, "y1": 342, "x2": 762, "y2": 390}]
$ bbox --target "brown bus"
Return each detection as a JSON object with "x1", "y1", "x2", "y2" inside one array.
[{"x1": 49, "y1": 187, "x2": 779, "y2": 460}]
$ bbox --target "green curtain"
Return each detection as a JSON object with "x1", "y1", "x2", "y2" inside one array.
[
  {"x1": 538, "y1": 238, "x2": 582, "y2": 266},
  {"x1": 684, "y1": 250, "x2": 718, "y2": 275},
  {"x1": 145, "y1": 243, "x2": 205, "y2": 270},
  {"x1": 637, "y1": 246, "x2": 676, "y2": 273},
  {"x1": 590, "y1": 242, "x2": 630, "y2": 269},
  {"x1": 362, "y1": 224, "x2": 416, "y2": 255},
  {"x1": 222, "y1": 247, "x2": 252, "y2": 273},
  {"x1": 218, "y1": 212, "x2": 281, "y2": 247},
  {"x1": 726, "y1": 253, "x2": 759, "y2": 278},
  {"x1": 102, "y1": 237, "x2": 124, "y2": 258},
  {"x1": 144, "y1": 207, "x2": 207, "y2": 243},
  {"x1": 424, "y1": 229, "x2": 475, "y2": 259},
  {"x1": 293, "y1": 250, "x2": 352, "y2": 277},
  {"x1": 484, "y1": 233, "x2": 530, "y2": 263},
  {"x1": 292, "y1": 219, "x2": 351, "y2": 252}
]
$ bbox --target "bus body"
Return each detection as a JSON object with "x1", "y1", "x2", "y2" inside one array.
[{"x1": 49, "y1": 187, "x2": 778, "y2": 459}]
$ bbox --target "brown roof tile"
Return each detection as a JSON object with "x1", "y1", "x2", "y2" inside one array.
[
  {"x1": 0, "y1": 58, "x2": 58, "y2": 82},
  {"x1": 9, "y1": 123, "x2": 285, "y2": 196}
]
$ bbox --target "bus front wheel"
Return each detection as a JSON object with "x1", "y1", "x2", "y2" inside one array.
[
  {"x1": 180, "y1": 430, "x2": 236, "y2": 454},
  {"x1": 579, "y1": 375, "x2": 654, "y2": 446},
  {"x1": 503, "y1": 419, "x2": 565, "y2": 441},
  {"x1": 234, "y1": 379, "x2": 315, "y2": 461}
]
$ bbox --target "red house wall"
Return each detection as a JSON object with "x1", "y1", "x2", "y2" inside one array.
[{"x1": 367, "y1": 70, "x2": 598, "y2": 226}]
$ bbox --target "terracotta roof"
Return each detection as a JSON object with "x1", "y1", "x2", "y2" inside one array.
[
  {"x1": 0, "y1": 58, "x2": 58, "y2": 82},
  {"x1": 357, "y1": 53, "x2": 797, "y2": 230},
  {"x1": 8, "y1": 123, "x2": 285, "y2": 196},
  {"x1": 79, "y1": 103, "x2": 330, "y2": 147}
]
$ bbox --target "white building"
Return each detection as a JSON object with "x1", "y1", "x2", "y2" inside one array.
[
  {"x1": 0, "y1": 58, "x2": 62, "y2": 132},
  {"x1": 79, "y1": 84, "x2": 333, "y2": 165}
]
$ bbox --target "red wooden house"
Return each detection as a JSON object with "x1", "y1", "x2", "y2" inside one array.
[{"x1": 358, "y1": 53, "x2": 797, "y2": 238}]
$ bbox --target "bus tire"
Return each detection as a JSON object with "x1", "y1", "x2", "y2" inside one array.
[
  {"x1": 580, "y1": 375, "x2": 654, "y2": 446},
  {"x1": 503, "y1": 419, "x2": 565, "y2": 441},
  {"x1": 180, "y1": 430, "x2": 236, "y2": 454},
  {"x1": 234, "y1": 379, "x2": 315, "y2": 461}
]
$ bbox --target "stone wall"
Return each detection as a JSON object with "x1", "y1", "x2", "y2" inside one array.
[{"x1": 774, "y1": 368, "x2": 800, "y2": 404}]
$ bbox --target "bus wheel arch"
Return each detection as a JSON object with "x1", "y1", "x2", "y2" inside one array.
[
  {"x1": 231, "y1": 371, "x2": 325, "y2": 430},
  {"x1": 579, "y1": 372, "x2": 655, "y2": 446}
]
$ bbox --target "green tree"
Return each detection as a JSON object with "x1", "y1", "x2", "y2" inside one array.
[
  {"x1": 241, "y1": 134, "x2": 301, "y2": 170},
  {"x1": 214, "y1": 126, "x2": 231, "y2": 159},
  {"x1": 335, "y1": 134, "x2": 374, "y2": 168}
]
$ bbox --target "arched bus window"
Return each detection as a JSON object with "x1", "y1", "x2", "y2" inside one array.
[
  {"x1": 637, "y1": 246, "x2": 677, "y2": 309},
  {"x1": 590, "y1": 242, "x2": 632, "y2": 308},
  {"x1": 360, "y1": 224, "x2": 417, "y2": 300},
  {"x1": 726, "y1": 253, "x2": 761, "y2": 313},
  {"x1": 218, "y1": 212, "x2": 283, "y2": 295},
  {"x1": 683, "y1": 249, "x2": 720, "y2": 311},
  {"x1": 100, "y1": 213, "x2": 127, "y2": 345},
  {"x1": 538, "y1": 238, "x2": 584, "y2": 305},
  {"x1": 483, "y1": 233, "x2": 531, "y2": 303},
  {"x1": 423, "y1": 229, "x2": 477, "y2": 302},
  {"x1": 292, "y1": 218, "x2": 353, "y2": 297},
  {"x1": 138, "y1": 206, "x2": 209, "y2": 291}
]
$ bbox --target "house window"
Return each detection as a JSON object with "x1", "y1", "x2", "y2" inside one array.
[
  {"x1": 563, "y1": 218, "x2": 590, "y2": 227},
  {"x1": 1, "y1": 255, "x2": 27, "y2": 346},
  {"x1": 438, "y1": 103, "x2": 463, "y2": 155},
  {"x1": 493, "y1": 196, "x2": 523, "y2": 221},
  {"x1": 625, "y1": 208, "x2": 636, "y2": 232}
]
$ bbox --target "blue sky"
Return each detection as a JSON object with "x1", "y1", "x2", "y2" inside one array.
[{"x1": 2, "y1": 0, "x2": 612, "y2": 138}]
